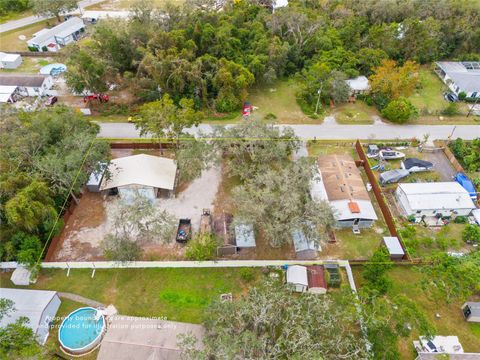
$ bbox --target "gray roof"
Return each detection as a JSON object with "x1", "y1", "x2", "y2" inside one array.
[
  {"x1": 234, "y1": 223, "x2": 256, "y2": 248},
  {"x1": 0, "y1": 74, "x2": 48, "y2": 87},
  {"x1": 436, "y1": 62, "x2": 480, "y2": 93},
  {"x1": 383, "y1": 236, "x2": 405, "y2": 256},
  {"x1": 380, "y1": 169, "x2": 410, "y2": 184},
  {"x1": 292, "y1": 229, "x2": 319, "y2": 253},
  {"x1": 27, "y1": 17, "x2": 85, "y2": 46},
  {"x1": 0, "y1": 288, "x2": 58, "y2": 334},
  {"x1": 464, "y1": 302, "x2": 480, "y2": 316}
]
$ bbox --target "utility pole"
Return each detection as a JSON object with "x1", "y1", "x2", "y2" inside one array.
[{"x1": 314, "y1": 84, "x2": 323, "y2": 115}]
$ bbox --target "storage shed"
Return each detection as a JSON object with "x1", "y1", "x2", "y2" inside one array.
[
  {"x1": 0, "y1": 52, "x2": 22, "y2": 69},
  {"x1": 0, "y1": 288, "x2": 61, "y2": 345},
  {"x1": 306, "y1": 265, "x2": 327, "y2": 294},
  {"x1": 286, "y1": 265, "x2": 309, "y2": 292},
  {"x1": 292, "y1": 228, "x2": 320, "y2": 259},
  {"x1": 383, "y1": 236, "x2": 405, "y2": 259},
  {"x1": 86, "y1": 162, "x2": 107, "y2": 193},
  {"x1": 462, "y1": 302, "x2": 480, "y2": 323},
  {"x1": 234, "y1": 223, "x2": 256, "y2": 248},
  {"x1": 100, "y1": 154, "x2": 177, "y2": 202}
]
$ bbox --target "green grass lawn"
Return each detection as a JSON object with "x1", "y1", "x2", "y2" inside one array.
[
  {"x1": 0, "y1": 56, "x2": 51, "y2": 73},
  {"x1": 353, "y1": 266, "x2": 480, "y2": 359},
  {"x1": 1, "y1": 267, "x2": 260, "y2": 323},
  {"x1": 0, "y1": 19, "x2": 57, "y2": 51},
  {"x1": 333, "y1": 101, "x2": 376, "y2": 124},
  {"x1": 0, "y1": 9, "x2": 33, "y2": 24}
]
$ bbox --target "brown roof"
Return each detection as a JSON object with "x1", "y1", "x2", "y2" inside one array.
[
  {"x1": 0, "y1": 74, "x2": 48, "y2": 87},
  {"x1": 307, "y1": 265, "x2": 327, "y2": 289},
  {"x1": 317, "y1": 154, "x2": 369, "y2": 202}
]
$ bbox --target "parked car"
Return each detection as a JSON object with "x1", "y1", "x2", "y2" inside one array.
[
  {"x1": 83, "y1": 94, "x2": 109, "y2": 103},
  {"x1": 444, "y1": 92, "x2": 459, "y2": 102},
  {"x1": 401, "y1": 158, "x2": 433, "y2": 173},
  {"x1": 242, "y1": 102, "x2": 252, "y2": 117},
  {"x1": 45, "y1": 96, "x2": 58, "y2": 106},
  {"x1": 379, "y1": 169, "x2": 410, "y2": 185},
  {"x1": 379, "y1": 149, "x2": 405, "y2": 160}
]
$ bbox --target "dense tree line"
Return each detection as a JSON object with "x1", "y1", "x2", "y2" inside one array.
[
  {"x1": 0, "y1": 107, "x2": 109, "y2": 265},
  {"x1": 65, "y1": 0, "x2": 480, "y2": 113}
]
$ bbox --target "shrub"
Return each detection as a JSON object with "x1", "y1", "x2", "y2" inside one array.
[
  {"x1": 441, "y1": 102, "x2": 460, "y2": 116},
  {"x1": 462, "y1": 225, "x2": 480, "y2": 245},
  {"x1": 381, "y1": 98, "x2": 418, "y2": 123},
  {"x1": 15, "y1": 233, "x2": 42, "y2": 268},
  {"x1": 458, "y1": 91, "x2": 467, "y2": 101},
  {"x1": 264, "y1": 113, "x2": 277, "y2": 120},
  {"x1": 185, "y1": 233, "x2": 218, "y2": 261},
  {"x1": 454, "y1": 216, "x2": 468, "y2": 224},
  {"x1": 239, "y1": 268, "x2": 255, "y2": 282}
]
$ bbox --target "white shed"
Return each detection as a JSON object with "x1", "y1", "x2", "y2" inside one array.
[
  {"x1": 346, "y1": 76, "x2": 370, "y2": 94},
  {"x1": 0, "y1": 288, "x2": 61, "y2": 345},
  {"x1": 0, "y1": 52, "x2": 22, "y2": 69},
  {"x1": 286, "y1": 265, "x2": 308, "y2": 293},
  {"x1": 100, "y1": 154, "x2": 177, "y2": 202},
  {"x1": 383, "y1": 236, "x2": 405, "y2": 259}
]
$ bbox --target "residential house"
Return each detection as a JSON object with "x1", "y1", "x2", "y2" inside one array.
[
  {"x1": 27, "y1": 17, "x2": 86, "y2": 52},
  {"x1": 395, "y1": 182, "x2": 476, "y2": 222},
  {"x1": 0, "y1": 288, "x2": 61, "y2": 345},
  {"x1": 100, "y1": 154, "x2": 178, "y2": 202},
  {"x1": 314, "y1": 154, "x2": 378, "y2": 229},
  {"x1": 0, "y1": 52, "x2": 22, "y2": 69},
  {"x1": 0, "y1": 74, "x2": 53, "y2": 97},
  {"x1": 413, "y1": 336, "x2": 480, "y2": 360},
  {"x1": 346, "y1": 76, "x2": 370, "y2": 95},
  {"x1": 462, "y1": 302, "x2": 480, "y2": 323},
  {"x1": 435, "y1": 62, "x2": 480, "y2": 98}
]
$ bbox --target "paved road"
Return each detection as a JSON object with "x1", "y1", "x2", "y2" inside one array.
[
  {"x1": 97, "y1": 122, "x2": 480, "y2": 141},
  {"x1": 0, "y1": 0, "x2": 105, "y2": 34}
]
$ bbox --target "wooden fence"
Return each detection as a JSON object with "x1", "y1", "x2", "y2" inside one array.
[
  {"x1": 435, "y1": 140, "x2": 465, "y2": 173},
  {"x1": 354, "y1": 140, "x2": 410, "y2": 260}
]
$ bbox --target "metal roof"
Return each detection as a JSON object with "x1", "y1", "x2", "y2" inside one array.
[
  {"x1": 397, "y1": 182, "x2": 476, "y2": 210},
  {"x1": 464, "y1": 302, "x2": 480, "y2": 316},
  {"x1": 383, "y1": 236, "x2": 405, "y2": 256},
  {"x1": 234, "y1": 223, "x2": 256, "y2": 248},
  {"x1": 0, "y1": 52, "x2": 21, "y2": 62},
  {"x1": 292, "y1": 229, "x2": 320, "y2": 253},
  {"x1": 0, "y1": 74, "x2": 48, "y2": 87},
  {"x1": 330, "y1": 199, "x2": 378, "y2": 221},
  {"x1": 100, "y1": 154, "x2": 177, "y2": 191},
  {"x1": 286, "y1": 265, "x2": 308, "y2": 286},
  {"x1": 27, "y1": 17, "x2": 84, "y2": 46},
  {"x1": 346, "y1": 76, "x2": 370, "y2": 91},
  {"x1": 0, "y1": 288, "x2": 58, "y2": 334},
  {"x1": 436, "y1": 62, "x2": 480, "y2": 93}
]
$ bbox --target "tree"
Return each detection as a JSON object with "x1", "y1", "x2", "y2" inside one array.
[
  {"x1": 362, "y1": 247, "x2": 394, "y2": 295},
  {"x1": 381, "y1": 98, "x2": 418, "y2": 123},
  {"x1": 175, "y1": 136, "x2": 217, "y2": 183},
  {"x1": 463, "y1": 224, "x2": 480, "y2": 245},
  {"x1": 180, "y1": 280, "x2": 369, "y2": 359},
  {"x1": 369, "y1": 60, "x2": 419, "y2": 105},
  {"x1": 232, "y1": 159, "x2": 335, "y2": 248},
  {"x1": 14, "y1": 232, "x2": 42, "y2": 268},
  {"x1": 185, "y1": 233, "x2": 218, "y2": 261},
  {"x1": 31, "y1": 0, "x2": 78, "y2": 22},
  {"x1": 356, "y1": 48, "x2": 388, "y2": 76},
  {"x1": 101, "y1": 233, "x2": 143, "y2": 262}
]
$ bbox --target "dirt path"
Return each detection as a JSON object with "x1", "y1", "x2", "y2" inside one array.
[{"x1": 58, "y1": 292, "x2": 105, "y2": 308}]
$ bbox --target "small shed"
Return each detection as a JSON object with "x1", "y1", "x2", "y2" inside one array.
[
  {"x1": 0, "y1": 288, "x2": 61, "y2": 345},
  {"x1": 462, "y1": 302, "x2": 480, "y2": 323},
  {"x1": 234, "y1": 224, "x2": 256, "y2": 248},
  {"x1": 86, "y1": 162, "x2": 107, "y2": 193},
  {"x1": 292, "y1": 229, "x2": 320, "y2": 259},
  {"x1": 0, "y1": 52, "x2": 22, "y2": 69},
  {"x1": 346, "y1": 76, "x2": 370, "y2": 94},
  {"x1": 10, "y1": 265, "x2": 34, "y2": 285},
  {"x1": 307, "y1": 265, "x2": 327, "y2": 294},
  {"x1": 286, "y1": 265, "x2": 308, "y2": 292},
  {"x1": 383, "y1": 236, "x2": 405, "y2": 259}
]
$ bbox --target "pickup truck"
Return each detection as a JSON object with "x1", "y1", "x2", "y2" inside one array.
[{"x1": 176, "y1": 219, "x2": 191, "y2": 243}]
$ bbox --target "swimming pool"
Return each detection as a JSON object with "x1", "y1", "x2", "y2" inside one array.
[{"x1": 59, "y1": 307, "x2": 106, "y2": 355}]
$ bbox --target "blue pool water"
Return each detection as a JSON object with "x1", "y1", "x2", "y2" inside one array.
[{"x1": 59, "y1": 307, "x2": 105, "y2": 351}]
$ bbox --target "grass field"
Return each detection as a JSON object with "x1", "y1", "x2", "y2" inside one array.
[
  {"x1": 86, "y1": 0, "x2": 185, "y2": 10},
  {"x1": 333, "y1": 101, "x2": 376, "y2": 124},
  {"x1": 0, "y1": 10, "x2": 33, "y2": 24},
  {"x1": 0, "y1": 56, "x2": 51, "y2": 73},
  {"x1": 0, "y1": 267, "x2": 260, "y2": 323},
  {"x1": 0, "y1": 19, "x2": 57, "y2": 51},
  {"x1": 353, "y1": 266, "x2": 480, "y2": 359}
]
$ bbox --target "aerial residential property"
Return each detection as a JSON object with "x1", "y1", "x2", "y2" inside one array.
[{"x1": 0, "y1": 0, "x2": 479, "y2": 359}]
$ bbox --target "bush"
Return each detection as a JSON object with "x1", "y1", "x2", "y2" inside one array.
[
  {"x1": 454, "y1": 216, "x2": 468, "y2": 224},
  {"x1": 15, "y1": 233, "x2": 42, "y2": 268},
  {"x1": 462, "y1": 225, "x2": 480, "y2": 245},
  {"x1": 458, "y1": 91, "x2": 467, "y2": 101},
  {"x1": 239, "y1": 268, "x2": 255, "y2": 282},
  {"x1": 185, "y1": 233, "x2": 218, "y2": 261},
  {"x1": 381, "y1": 98, "x2": 418, "y2": 123},
  {"x1": 441, "y1": 102, "x2": 460, "y2": 116},
  {"x1": 264, "y1": 113, "x2": 277, "y2": 120}
]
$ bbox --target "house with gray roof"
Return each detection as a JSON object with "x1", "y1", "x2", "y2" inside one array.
[
  {"x1": 0, "y1": 74, "x2": 53, "y2": 97},
  {"x1": 27, "y1": 17, "x2": 86, "y2": 52},
  {"x1": 435, "y1": 62, "x2": 480, "y2": 98}
]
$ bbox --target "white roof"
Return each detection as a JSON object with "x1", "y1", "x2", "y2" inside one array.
[
  {"x1": 310, "y1": 167, "x2": 328, "y2": 201},
  {"x1": 0, "y1": 288, "x2": 58, "y2": 334},
  {"x1": 472, "y1": 209, "x2": 480, "y2": 225},
  {"x1": 346, "y1": 76, "x2": 370, "y2": 91},
  {"x1": 234, "y1": 224, "x2": 256, "y2": 247},
  {"x1": 286, "y1": 265, "x2": 308, "y2": 286},
  {"x1": 292, "y1": 229, "x2": 320, "y2": 253},
  {"x1": 398, "y1": 182, "x2": 476, "y2": 210},
  {"x1": 273, "y1": 0, "x2": 288, "y2": 9},
  {"x1": 28, "y1": 17, "x2": 84, "y2": 46},
  {"x1": 0, "y1": 85, "x2": 17, "y2": 94},
  {"x1": 10, "y1": 265, "x2": 32, "y2": 285},
  {"x1": 418, "y1": 336, "x2": 464, "y2": 353},
  {"x1": 330, "y1": 199, "x2": 378, "y2": 221},
  {"x1": 100, "y1": 154, "x2": 177, "y2": 191},
  {"x1": 0, "y1": 93, "x2": 12, "y2": 102},
  {"x1": 0, "y1": 52, "x2": 20, "y2": 62},
  {"x1": 82, "y1": 10, "x2": 130, "y2": 20},
  {"x1": 383, "y1": 237, "x2": 405, "y2": 256}
]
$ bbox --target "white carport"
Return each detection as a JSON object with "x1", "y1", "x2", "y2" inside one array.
[
  {"x1": 286, "y1": 265, "x2": 309, "y2": 292},
  {"x1": 100, "y1": 154, "x2": 177, "y2": 202}
]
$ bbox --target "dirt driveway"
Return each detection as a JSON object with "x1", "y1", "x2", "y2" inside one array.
[{"x1": 423, "y1": 150, "x2": 456, "y2": 181}]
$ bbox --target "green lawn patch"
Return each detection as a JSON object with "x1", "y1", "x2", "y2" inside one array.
[
  {"x1": 1, "y1": 267, "x2": 261, "y2": 323},
  {"x1": 0, "y1": 9, "x2": 33, "y2": 24},
  {"x1": 0, "y1": 19, "x2": 57, "y2": 51},
  {"x1": 333, "y1": 101, "x2": 376, "y2": 124}
]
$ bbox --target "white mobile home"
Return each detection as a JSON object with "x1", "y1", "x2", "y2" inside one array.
[
  {"x1": 27, "y1": 17, "x2": 86, "y2": 52},
  {"x1": 0, "y1": 52, "x2": 22, "y2": 69},
  {"x1": 395, "y1": 182, "x2": 476, "y2": 220},
  {"x1": 435, "y1": 62, "x2": 480, "y2": 98},
  {"x1": 0, "y1": 288, "x2": 61, "y2": 345},
  {"x1": 0, "y1": 74, "x2": 53, "y2": 97}
]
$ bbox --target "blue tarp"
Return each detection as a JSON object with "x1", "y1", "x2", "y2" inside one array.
[
  {"x1": 39, "y1": 63, "x2": 67, "y2": 76},
  {"x1": 454, "y1": 172, "x2": 477, "y2": 200}
]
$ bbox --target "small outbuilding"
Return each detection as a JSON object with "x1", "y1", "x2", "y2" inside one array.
[
  {"x1": 346, "y1": 76, "x2": 370, "y2": 95},
  {"x1": 286, "y1": 265, "x2": 309, "y2": 293},
  {"x1": 383, "y1": 236, "x2": 405, "y2": 260},
  {"x1": 100, "y1": 154, "x2": 177, "y2": 202},
  {"x1": 306, "y1": 265, "x2": 327, "y2": 294},
  {"x1": 462, "y1": 302, "x2": 480, "y2": 323},
  {"x1": 234, "y1": 223, "x2": 256, "y2": 248},
  {"x1": 0, "y1": 288, "x2": 61, "y2": 345},
  {"x1": 0, "y1": 52, "x2": 22, "y2": 69},
  {"x1": 292, "y1": 228, "x2": 320, "y2": 259},
  {"x1": 86, "y1": 162, "x2": 107, "y2": 193}
]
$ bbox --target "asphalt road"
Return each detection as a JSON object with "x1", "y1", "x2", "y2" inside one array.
[
  {"x1": 0, "y1": 0, "x2": 105, "y2": 34},
  {"x1": 97, "y1": 122, "x2": 480, "y2": 141}
]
